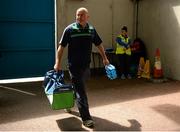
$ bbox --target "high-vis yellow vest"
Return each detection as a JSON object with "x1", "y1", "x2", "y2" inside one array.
[{"x1": 115, "y1": 34, "x2": 131, "y2": 55}]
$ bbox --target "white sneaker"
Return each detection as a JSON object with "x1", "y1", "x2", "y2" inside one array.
[
  {"x1": 120, "y1": 74, "x2": 126, "y2": 79},
  {"x1": 83, "y1": 120, "x2": 94, "y2": 128},
  {"x1": 127, "y1": 74, "x2": 132, "y2": 79}
]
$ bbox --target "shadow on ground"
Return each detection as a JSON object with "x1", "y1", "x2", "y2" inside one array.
[
  {"x1": 56, "y1": 111, "x2": 142, "y2": 131},
  {"x1": 152, "y1": 104, "x2": 180, "y2": 125},
  {"x1": 0, "y1": 77, "x2": 180, "y2": 125}
]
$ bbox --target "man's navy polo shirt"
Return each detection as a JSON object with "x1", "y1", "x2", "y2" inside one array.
[{"x1": 60, "y1": 22, "x2": 102, "y2": 68}]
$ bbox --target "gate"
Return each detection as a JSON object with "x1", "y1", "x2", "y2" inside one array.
[{"x1": 0, "y1": 0, "x2": 55, "y2": 79}]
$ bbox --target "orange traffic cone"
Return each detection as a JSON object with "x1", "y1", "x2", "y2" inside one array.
[
  {"x1": 153, "y1": 48, "x2": 163, "y2": 78},
  {"x1": 141, "y1": 60, "x2": 150, "y2": 79},
  {"x1": 137, "y1": 57, "x2": 145, "y2": 78}
]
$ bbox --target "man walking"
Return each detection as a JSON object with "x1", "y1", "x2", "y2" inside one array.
[{"x1": 54, "y1": 7, "x2": 109, "y2": 127}]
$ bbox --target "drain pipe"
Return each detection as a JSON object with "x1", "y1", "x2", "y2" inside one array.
[
  {"x1": 111, "y1": 0, "x2": 114, "y2": 49},
  {"x1": 133, "y1": 0, "x2": 140, "y2": 39},
  {"x1": 136, "y1": 0, "x2": 139, "y2": 38}
]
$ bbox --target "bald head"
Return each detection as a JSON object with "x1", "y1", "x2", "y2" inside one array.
[
  {"x1": 76, "y1": 7, "x2": 89, "y2": 14},
  {"x1": 76, "y1": 7, "x2": 89, "y2": 27}
]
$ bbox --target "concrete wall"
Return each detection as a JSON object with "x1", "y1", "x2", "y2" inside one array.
[
  {"x1": 138, "y1": 0, "x2": 180, "y2": 80},
  {"x1": 56, "y1": 0, "x2": 134, "y2": 69}
]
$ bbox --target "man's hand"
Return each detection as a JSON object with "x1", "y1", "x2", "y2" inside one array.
[
  {"x1": 54, "y1": 63, "x2": 61, "y2": 72},
  {"x1": 103, "y1": 58, "x2": 110, "y2": 66}
]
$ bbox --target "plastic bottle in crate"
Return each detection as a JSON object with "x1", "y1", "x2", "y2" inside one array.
[{"x1": 105, "y1": 64, "x2": 117, "y2": 80}]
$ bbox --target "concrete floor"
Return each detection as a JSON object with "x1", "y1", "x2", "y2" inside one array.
[{"x1": 0, "y1": 76, "x2": 180, "y2": 131}]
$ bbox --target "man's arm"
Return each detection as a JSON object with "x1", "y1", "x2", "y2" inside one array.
[
  {"x1": 96, "y1": 44, "x2": 109, "y2": 66},
  {"x1": 54, "y1": 44, "x2": 65, "y2": 71}
]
